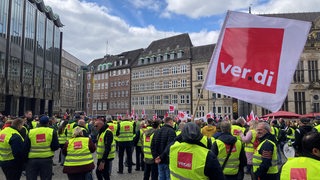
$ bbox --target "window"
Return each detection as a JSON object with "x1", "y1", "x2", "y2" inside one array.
[
  {"x1": 197, "y1": 70, "x2": 203, "y2": 80},
  {"x1": 163, "y1": 81, "x2": 169, "y2": 89},
  {"x1": 172, "y1": 66, "x2": 178, "y2": 74},
  {"x1": 181, "y1": 65, "x2": 187, "y2": 73},
  {"x1": 163, "y1": 68, "x2": 169, "y2": 75},
  {"x1": 180, "y1": 95, "x2": 185, "y2": 104},
  {"x1": 172, "y1": 95, "x2": 178, "y2": 104},
  {"x1": 125, "y1": 59, "x2": 128, "y2": 64},
  {"x1": 140, "y1": 97, "x2": 144, "y2": 105},
  {"x1": 280, "y1": 96, "x2": 289, "y2": 111},
  {"x1": 172, "y1": 80, "x2": 178, "y2": 88},
  {"x1": 177, "y1": 50, "x2": 183, "y2": 58},
  {"x1": 197, "y1": 106, "x2": 205, "y2": 117},
  {"x1": 154, "y1": 69, "x2": 160, "y2": 76},
  {"x1": 308, "y1": 60, "x2": 318, "y2": 82},
  {"x1": 294, "y1": 92, "x2": 306, "y2": 114},
  {"x1": 294, "y1": 61, "x2": 304, "y2": 83},
  {"x1": 163, "y1": 95, "x2": 169, "y2": 104},
  {"x1": 217, "y1": 107, "x2": 222, "y2": 113},
  {"x1": 170, "y1": 52, "x2": 175, "y2": 60},
  {"x1": 314, "y1": 103, "x2": 320, "y2": 113},
  {"x1": 186, "y1": 94, "x2": 190, "y2": 104},
  {"x1": 197, "y1": 88, "x2": 203, "y2": 98},
  {"x1": 155, "y1": 96, "x2": 161, "y2": 104},
  {"x1": 181, "y1": 79, "x2": 187, "y2": 87}
]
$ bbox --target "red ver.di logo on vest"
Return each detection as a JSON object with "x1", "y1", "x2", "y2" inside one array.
[
  {"x1": 225, "y1": 144, "x2": 237, "y2": 153},
  {"x1": 74, "y1": 141, "x2": 83, "y2": 149},
  {"x1": 290, "y1": 168, "x2": 307, "y2": 180},
  {"x1": 0, "y1": 134, "x2": 6, "y2": 142},
  {"x1": 177, "y1": 152, "x2": 193, "y2": 170},
  {"x1": 124, "y1": 125, "x2": 130, "y2": 131},
  {"x1": 36, "y1": 134, "x2": 46, "y2": 143}
]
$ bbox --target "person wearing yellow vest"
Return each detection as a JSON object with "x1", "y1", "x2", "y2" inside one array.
[
  {"x1": 293, "y1": 118, "x2": 313, "y2": 157},
  {"x1": 312, "y1": 116, "x2": 320, "y2": 132},
  {"x1": 231, "y1": 118, "x2": 246, "y2": 141},
  {"x1": 281, "y1": 132, "x2": 320, "y2": 180},
  {"x1": 0, "y1": 118, "x2": 25, "y2": 180},
  {"x1": 240, "y1": 120, "x2": 258, "y2": 176},
  {"x1": 74, "y1": 119, "x2": 89, "y2": 137},
  {"x1": 25, "y1": 115, "x2": 60, "y2": 180},
  {"x1": 252, "y1": 122, "x2": 279, "y2": 180},
  {"x1": 143, "y1": 120, "x2": 160, "y2": 180},
  {"x1": 65, "y1": 115, "x2": 80, "y2": 140},
  {"x1": 158, "y1": 122, "x2": 224, "y2": 180},
  {"x1": 212, "y1": 121, "x2": 246, "y2": 180},
  {"x1": 116, "y1": 119, "x2": 135, "y2": 174},
  {"x1": 24, "y1": 110, "x2": 38, "y2": 130},
  {"x1": 58, "y1": 119, "x2": 68, "y2": 166},
  {"x1": 62, "y1": 127, "x2": 96, "y2": 179},
  {"x1": 134, "y1": 120, "x2": 150, "y2": 171},
  {"x1": 95, "y1": 120, "x2": 115, "y2": 180}
]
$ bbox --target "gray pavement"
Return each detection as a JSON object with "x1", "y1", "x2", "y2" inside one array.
[{"x1": 1, "y1": 150, "x2": 252, "y2": 180}]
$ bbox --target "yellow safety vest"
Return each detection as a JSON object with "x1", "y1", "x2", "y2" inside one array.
[
  {"x1": 314, "y1": 124, "x2": 320, "y2": 133},
  {"x1": 270, "y1": 127, "x2": 279, "y2": 141},
  {"x1": 143, "y1": 131, "x2": 155, "y2": 160},
  {"x1": 216, "y1": 139, "x2": 242, "y2": 175},
  {"x1": 58, "y1": 132, "x2": 67, "y2": 145},
  {"x1": 169, "y1": 141, "x2": 209, "y2": 180},
  {"x1": 117, "y1": 121, "x2": 134, "y2": 142},
  {"x1": 280, "y1": 156, "x2": 320, "y2": 180},
  {"x1": 252, "y1": 139, "x2": 278, "y2": 174},
  {"x1": 137, "y1": 127, "x2": 150, "y2": 146},
  {"x1": 31, "y1": 121, "x2": 38, "y2": 129},
  {"x1": 96, "y1": 129, "x2": 115, "y2": 159},
  {"x1": 0, "y1": 127, "x2": 24, "y2": 161},
  {"x1": 231, "y1": 125, "x2": 245, "y2": 140},
  {"x1": 245, "y1": 129, "x2": 257, "y2": 153},
  {"x1": 200, "y1": 136, "x2": 216, "y2": 149},
  {"x1": 286, "y1": 127, "x2": 295, "y2": 140},
  {"x1": 66, "y1": 122, "x2": 76, "y2": 140},
  {"x1": 28, "y1": 127, "x2": 54, "y2": 158},
  {"x1": 176, "y1": 130, "x2": 181, "y2": 136},
  {"x1": 64, "y1": 137, "x2": 93, "y2": 166},
  {"x1": 107, "y1": 122, "x2": 118, "y2": 141}
]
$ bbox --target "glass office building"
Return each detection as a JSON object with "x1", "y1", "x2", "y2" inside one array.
[{"x1": 0, "y1": 0, "x2": 63, "y2": 116}]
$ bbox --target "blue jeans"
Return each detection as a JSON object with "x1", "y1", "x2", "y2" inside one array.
[{"x1": 158, "y1": 163, "x2": 170, "y2": 180}]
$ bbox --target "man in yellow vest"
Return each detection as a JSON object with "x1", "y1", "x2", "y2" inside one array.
[
  {"x1": 231, "y1": 117, "x2": 246, "y2": 141},
  {"x1": 281, "y1": 131, "x2": 320, "y2": 180},
  {"x1": 95, "y1": 119, "x2": 115, "y2": 180},
  {"x1": 212, "y1": 121, "x2": 246, "y2": 180},
  {"x1": 0, "y1": 118, "x2": 25, "y2": 180},
  {"x1": 116, "y1": 118, "x2": 135, "y2": 174},
  {"x1": 162, "y1": 122, "x2": 224, "y2": 180},
  {"x1": 25, "y1": 115, "x2": 60, "y2": 180},
  {"x1": 252, "y1": 122, "x2": 279, "y2": 180}
]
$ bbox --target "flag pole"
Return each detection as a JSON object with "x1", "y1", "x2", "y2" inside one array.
[{"x1": 191, "y1": 11, "x2": 231, "y2": 122}]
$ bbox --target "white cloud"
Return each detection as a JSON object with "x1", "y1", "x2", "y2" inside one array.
[{"x1": 128, "y1": 0, "x2": 161, "y2": 11}]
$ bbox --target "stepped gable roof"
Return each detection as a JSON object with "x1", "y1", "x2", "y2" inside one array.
[
  {"x1": 191, "y1": 44, "x2": 215, "y2": 63},
  {"x1": 260, "y1": 12, "x2": 320, "y2": 23},
  {"x1": 142, "y1": 33, "x2": 193, "y2": 56}
]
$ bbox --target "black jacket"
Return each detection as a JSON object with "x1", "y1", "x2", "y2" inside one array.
[
  {"x1": 293, "y1": 125, "x2": 313, "y2": 155},
  {"x1": 151, "y1": 124, "x2": 176, "y2": 164}
]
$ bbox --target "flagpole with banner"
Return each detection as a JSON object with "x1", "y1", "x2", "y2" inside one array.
[{"x1": 204, "y1": 11, "x2": 311, "y2": 113}]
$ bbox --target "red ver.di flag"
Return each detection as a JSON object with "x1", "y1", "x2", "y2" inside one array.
[{"x1": 204, "y1": 11, "x2": 311, "y2": 112}]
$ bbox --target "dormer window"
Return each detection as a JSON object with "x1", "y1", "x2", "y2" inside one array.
[
  {"x1": 157, "y1": 55, "x2": 162, "y2": 62},
  {"x1": 177, "y1": 50, "x2": 184, "y2": 58},
  {"x1": 114, "y1": 61, "x2": 117, "y2": 67},
  {"x1": 125, "y1": 59, "x2": 128, "y2": 64},
  {"x1": 170, "y1": 51, "x2": 175, "y2": 60},
  {"x1": 163, "y1": 53, "x2": 169, "y2": 61},
  {"x1": 119, "y1": 60, "x2": 122, "y2": 66}
]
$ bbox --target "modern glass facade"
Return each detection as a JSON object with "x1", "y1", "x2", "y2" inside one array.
[{"x1": 0, "y1": 0, "x2": 63, "y2": 116}]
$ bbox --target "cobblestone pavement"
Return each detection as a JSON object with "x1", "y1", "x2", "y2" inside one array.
[{"x1": 1, "y1": 150, "x2": 253, "y2": 180}]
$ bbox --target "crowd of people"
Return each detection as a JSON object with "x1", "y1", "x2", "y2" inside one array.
[{"x1": 0, "y1": 111, "x2": 320, "y2": 180}]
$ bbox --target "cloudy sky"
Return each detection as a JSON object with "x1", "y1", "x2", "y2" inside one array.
[{"x1": 44, "y1": 0, "x2": 320, "y2": 64}]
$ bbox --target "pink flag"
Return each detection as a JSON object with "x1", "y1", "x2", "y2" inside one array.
[
  {"x1": 169, "y1": 105, "x2": 175, "y2": 113},
  {"x1": 246, "y1": 115, "x2": 249, "y2": 122},
  {"x1": 164, "y1": 111, "x2": 169, "y2": 118},
  {"x1": 249, "y1": 110, "x2": 254, "y2": 121},
  {"x1": 153, "y1": 113, "x2": 157, "y2": 120},
  {"x1": 204, "y1": 11, "x2": 311, "y2": 112},
  {"x1": 141, "y1": 108, "x2": 145, "y2": 118}
]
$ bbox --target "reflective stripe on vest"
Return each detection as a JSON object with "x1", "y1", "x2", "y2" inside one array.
[
  {"x1": 216, "y1": 139, "x2": 241, "y2": 175},
  {"x1": 96, "y1": 129, "x2": 115, "y2": 159},
  {"x1": 286, "y1": 127, "x2": 295, "y2": 140},
  {"x1": 245, "y1": 129, "x2": 257, "y2": 153},
  {"x1": 137, "y1": 127, "x2": 150, "y2": 146},
  {"x1": 280, "y1": 156, "x2": 320, "y2": 180},
  {"x1": 143, "y1": 131, "x2": 154, "y2": 160},
  {"x1": 117, "y1": 121, "x2": 134, "y2": 142},
  {"x1": 0, "y1": 127, "x2": 24, "y2": 161},
  {"x1": 28, "y1": 127, "x2": 54, "y2": 158},
  {"x1": 64, "y1": 137, "x2": 93, "y2": 166},
  {"x1": 252, "y1": 139, "x2": 278, "y2": 174},
  {"x1": 169, "y1": 141, "x2": 209, "y2": 180},
  {"x1": 58, "y1": 133, "x2": 67, "y2": 145},
  {"x1": 315, "y1": 125, "x2": 320, "y2": 133}
]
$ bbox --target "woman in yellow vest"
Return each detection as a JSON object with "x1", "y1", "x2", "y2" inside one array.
[
  {"x1": 281, "y1": 132, "x2": 320, "y2": 180},
  {"x1": 63, "y1": 127, "x2": 96, "y2": 180}
]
